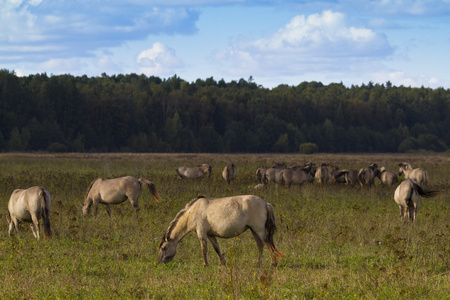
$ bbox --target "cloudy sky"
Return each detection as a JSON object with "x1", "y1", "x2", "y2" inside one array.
[{"x1": 1, "y1": 0, "x2": 449, "y2": 89}]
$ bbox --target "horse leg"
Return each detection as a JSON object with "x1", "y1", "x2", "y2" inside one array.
[
  {"x1": 198, "y1": 236, "x2": 209, "y2": 266},
  {"x1": 93, "y1": 200, "x2": 100, "y2": 217},
  {"x1": 104, "y1": 204, "x2": 112, "y2": 217},
  {"x1": 8, "y1": 217, "x2": 18, "y2": 237},
  {"x1": 251, "y1": 230, "x2": 265, "y2": 267},
  {"x1": 129, "y1": 197, "x2": 140, "y2": 215},
  {"x1": 30, "y1": 214, "x2": 40, "y2": 240},
  {"x1": 208, "y1": 236, "x2": 227, "y2": 266}
]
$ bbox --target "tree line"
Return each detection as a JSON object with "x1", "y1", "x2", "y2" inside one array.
[{"x1": 0, "y1": 69, "x2": 448, "y2": 153}]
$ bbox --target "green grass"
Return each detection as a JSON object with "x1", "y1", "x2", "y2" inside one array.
[{"x1": 0, "y1": 153, "x2": 448, "y2": 299}]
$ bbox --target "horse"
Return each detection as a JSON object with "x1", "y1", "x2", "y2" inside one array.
[
  {"x1": 334, "y1": 169, "x2": 360, "y2": 186},
  {"x1": 158, "y1": 195, "x2": 283, "y2": 267},
  {"x1": 256, "y1": 167, "x2": 269, "y2": 184},
  {"x1": 82, "y1": 176, "x2": 161, "y2": 217},
  {"x1": 222, "y1": 164, "x2": 236, "y2": 184},
  {"x1": 394, "y1": 179, "x2": 439, "y2": 222},
  {"x1": 262, "y1": 163, "x2": 286, "y2": 185},
  {"x1": 7, "y1": 186, "x2": 52, "y2": 240},
  {"x1": 176, "y1": 164, "x2": 212, "y2": 179},
  {"x1": 280, "y1": 163, "x2": 314, "y2": 187},
  {"x1": 358, "y1": 163, "x2": 378, "y2": 188},
  {"x1": 375, "y1": 167, "x2": 399, "y2": 186},
  {"x1": 315, "y1": 163, "x2": 338, "y2": 184},
  {"x1": 398, "y1": 162, "x2": 428, "y2": 186}
]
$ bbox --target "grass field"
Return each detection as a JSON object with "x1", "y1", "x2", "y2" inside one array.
[{"x1": 0, "y1": 153, "x2": 448, "y2": 299}]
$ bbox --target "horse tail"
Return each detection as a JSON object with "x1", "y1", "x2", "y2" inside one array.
[
  {"x1": 39, "y1": 187, "x2": 52, "y2": 239},
  {"x1": 411, "y1": 181, "x2": 440, "y2": 198},
  {"x1": 265, "y1": 203, "x2": 284, "y2": 266},
  {"x1": 138, "y1": 178, "x2": 161, "y2": 202}
]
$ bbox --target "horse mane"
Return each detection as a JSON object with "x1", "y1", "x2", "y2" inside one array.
[
  {"x1": 84, "y1": 177, "x2": 105, "y2": 200},
  {"x1": 160, "y1": 196, "x2": 206, "y2": 246}
]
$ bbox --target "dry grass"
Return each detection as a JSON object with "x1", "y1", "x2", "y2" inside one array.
[{"x1": 0, "y1": 153, "x2": 448, "y2": 299}]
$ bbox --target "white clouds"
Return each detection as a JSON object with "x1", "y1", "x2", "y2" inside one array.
[
  {"x1": 0, "y1": 1, "x2": 199, "y2": 63},
  {"x1": 216, "y1": 10, "x2": 393, "y2": 76},
  {"x1": 136, "y1": 42, "x2": 185, "y2": 76}
]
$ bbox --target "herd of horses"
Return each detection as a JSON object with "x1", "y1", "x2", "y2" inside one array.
[{"x1": 6, "y1": 160, "x2": 440, "y2": 267}]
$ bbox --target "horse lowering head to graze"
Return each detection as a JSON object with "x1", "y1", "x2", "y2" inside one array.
[
  {"x1": 375, "y1": 167, "x2": 399, "y2": 186},
  {"x1": 398, "y1": 162, "x2": 428, "y2": 186},
  {"x1": 158, "y1": 195, "x2": 283, "y2": 267},
  {"x1": 176, "y1": 164, "x2": 212, "y2": 179},
  {"x1": 82, "y1": 176, "x2": 161, "y2": 217},
  {"x1": 222, "y1": 164, "x2": 236, "y2": 184},
  {"x1": 358, "y1": 163, "x2": 378, "y2": 188},
  {"x1": 7, "y1": 186, "x2": 52, "y2": 240},
  {"x1": 394, "y1": 179, "x2": 440, "y2": 222}
]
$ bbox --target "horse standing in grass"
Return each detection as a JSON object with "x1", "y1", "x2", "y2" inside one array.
[
  {"x1": 176, "y1": 164, "x2": 212, "y2": 179},
  {"x1": 394, "y1": 179, "x2": 439, "y2": 222},
  {"x1": 398, "y1": 162, "x2": 428, "y2": 186},
  {"x1": 222, "y1": 164, "x2": 236, "y2": 184},
  {"x1": 7, "y1": 186, "x2": 52, "y2": 240},
  {"x1": 158, "y1": 195, "x2": 283, "y2": 267},
  {"x1": 375, "y1": 167, "x2": 399, "y2": 186},
  {"x1": 82, "y1": 176, "x2": 161, "y2": 217}
]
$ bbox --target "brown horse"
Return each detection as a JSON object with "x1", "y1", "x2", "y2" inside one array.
[
  {"x1": 7, "y1": 186, "x2": 52, "y2": 240},
  {"x1": 82, "y1": 176, "x2": 161, "y2": 217},
  {"x1": 222, "y1": 164, "x2": 236, "y2": 184},
  {"x1": 158, "y1": 195, "x2": 283, "y2": 267}
]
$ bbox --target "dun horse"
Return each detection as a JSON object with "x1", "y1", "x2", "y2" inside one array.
[
  {"x1": 158, "y1": 195, "x2": 283, "y2": 267},
  {"x1": 394, "y1": 179, "x2": 439, "y2": 222},
  {"x1": 222, "y1": 164, "x2": 236, "y2": 184},
  {"x1": 376, "y1": 167, "x2": 399, "y2": 186},
  {"x1": 82, "y1": 176, "x2": 161, "y2": 217},
  {"x1": 398, "y1": 162, "x2": 428, "y2": 186},
  {"x1": 7, "y1": 186, "x2": 52, "y2": 240},
  {"x1": 176, "y1": 164, "x2": 212, "y2": 179}
]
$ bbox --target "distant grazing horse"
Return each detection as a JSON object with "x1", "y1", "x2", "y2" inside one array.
[
  {"x1": 375, "y1": 167, "x2": 399, "y2": 186},
  {"x1": 394, "y1": 179, "x2": 439, "y2": 222},
  {"x1": 82, "y1": 176, "x2": 161, "y2": 217},
  {"x1": 158, "y1": 195, "x2": 283, "y2": 267},
  {"x1": 176, "y1": 164, "x2": 212, "y2": 179},
  {"x1": 222, "y1": 164, "x2": 236, "y2": 184},
  {"x1": 7, "y1": 186, "x2": 52, "y2": 240},
  {"x1": 315, "y1": 163, "x2": 338, "y2": 184},
  {"x1": 335, "y1": 169, "x2": 360, "y2": 186},
  {"x1": 358, "y1": 163, "x2": 378, "y2": 188},
  {"x1": 280, "y1": 163, "x2": 315, "y2": 187},
  {"x1": 398, "y1": 162, "x2": 428, "y2": 186},
  {"x1": 262, "y1": 163, "x2": 286, "y2": 185}
]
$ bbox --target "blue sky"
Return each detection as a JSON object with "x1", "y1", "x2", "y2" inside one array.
[{"x1": 1, "y1": 0, "x2": 449, "y2": 89}]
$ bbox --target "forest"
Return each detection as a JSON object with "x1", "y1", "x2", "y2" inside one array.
[{"x1": 0, "y1": 69, "x2": 448, "y2": 153}]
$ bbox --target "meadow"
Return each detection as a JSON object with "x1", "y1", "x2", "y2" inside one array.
[{"x1": 0, "y1": 152, "x2": 448, "y2": 299}]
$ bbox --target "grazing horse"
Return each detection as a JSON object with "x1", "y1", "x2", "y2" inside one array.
[
  {"x1": 176, "y1": 164, "x2": 212, "y2": 179},
  {"x1": 262, "y1": 163, "x2": 286, "y2": 185},
  {"x1": 334, "y1": 169, "x2": 360, "y2": 186},
  {"x1": 394, "y1": 179, "x2": 439, "y2": 222},
  {"x1": 315, "y1": 163, "x2": 338, "y2": 184},
  {"x1": 358, "y1": 163, "x2": 378, "y2": 188},
  {"x1": 375, "y1": 167, "x2": 399, "y2": 186},
  {"x1": 280, "y1": 163, "x2": 315, "y2": 187},
  {"x1": 398, "y1": 162, "x2": 428, "y2": 186},
  {"x1": 222, "y1": 164, "x2": 236, "y2": 184},
  {"x1": 158, "y1": 195, "x2": 283, "y2": 267},
  {"x1": 82, "y1": 176, "x2": 161, "y2": 217},
  {"x1": 7, "y1": 186, "x2": 52, "y2": 240}
]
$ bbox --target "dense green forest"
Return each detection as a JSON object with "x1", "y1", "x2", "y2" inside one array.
[{"x1": 0, "y1": 69, "x2": 448, "y2": 153}]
